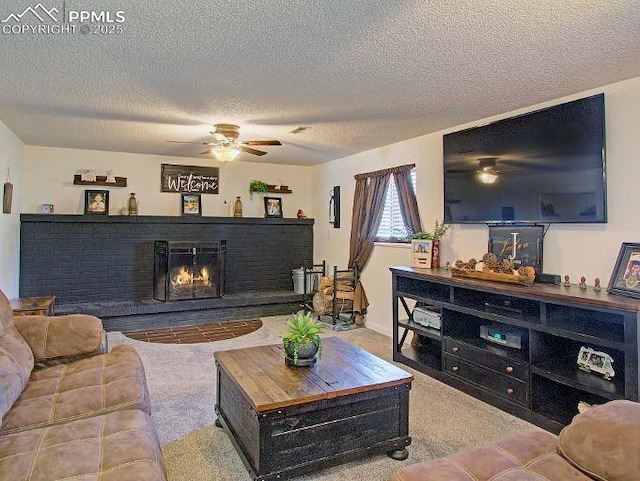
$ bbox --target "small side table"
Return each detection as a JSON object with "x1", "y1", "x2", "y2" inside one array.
[{"x1": 10, "y1": 296, "x2": 56, "y2": 316}]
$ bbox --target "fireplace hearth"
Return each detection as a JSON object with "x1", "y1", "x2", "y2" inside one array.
[{"x1": 154, "y1": 240, "x2": 226, "y2": 301}]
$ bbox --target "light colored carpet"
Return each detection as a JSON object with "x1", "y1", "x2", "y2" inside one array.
[{"x1": 108, "y1": 316, "x2": 540, "y2": 481}]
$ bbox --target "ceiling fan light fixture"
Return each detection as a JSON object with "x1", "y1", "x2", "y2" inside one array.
[
  {"x1": 477, "y1": 169, "x2": 498, "y2": 184},
  {"x1": 211, "y1": 146, "x2": 241, "y2": 162}
]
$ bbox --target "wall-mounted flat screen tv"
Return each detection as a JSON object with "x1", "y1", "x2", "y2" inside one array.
[{"x1": 443, "y1": 94, "x2": 606, "y2": 224}]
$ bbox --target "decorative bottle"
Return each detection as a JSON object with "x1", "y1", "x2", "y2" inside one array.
[
  {"x1": 128, "y1": 193, "x2": 138, "y2": 215},
  {"x1": 431, "y1": 240, "x2": 440, "y2": 268},
  {"x1": 234, "y1": 196, "x2": 243, "y2": 217}
]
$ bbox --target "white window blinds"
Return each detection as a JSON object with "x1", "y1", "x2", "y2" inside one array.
[{"x1": 376, "y1": 168, "x2": 417, "y2": 242}]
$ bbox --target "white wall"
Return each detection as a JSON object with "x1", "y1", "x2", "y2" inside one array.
[
  {"x1": 0, "y1": 119, "x2": 24, "y2": 297},
  {"x1": 312, "y1": 76, "x2": 640, "y2": 337},
  {"x1": 23, "y1": 147, "x2": 313, "y2": 219}
]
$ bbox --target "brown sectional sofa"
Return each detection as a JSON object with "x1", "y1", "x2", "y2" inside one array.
[
  {"x1": 0, "y1": 289, "x2": 167, "y2": 480},
  {"x1": 389, "y1": 399, "x2": 640, "y2": 481}
]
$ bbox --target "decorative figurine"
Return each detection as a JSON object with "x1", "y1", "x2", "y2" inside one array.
[
  {"x1": 562, "y1": 275, "x2": 571, "y2": 287},
  {"x1": 593, "y1": 278, "x2": 601, "y2": 291},
  {"x1": 579, "y1": 276, "x2": 587, "y2": 290},
  {"x1": 577, "y1": 346, "x2": 615, "y2": 381},
  {"x1": 297, "y1": 209, "x2": 306, "y2": 218},
  {"x1": 444, "y1": 261, "x2": 450, "y2": 270}
]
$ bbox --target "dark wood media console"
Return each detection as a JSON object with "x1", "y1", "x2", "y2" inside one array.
[{"x1": 390, "y1": 266, "x2": 640, "y2": 433}]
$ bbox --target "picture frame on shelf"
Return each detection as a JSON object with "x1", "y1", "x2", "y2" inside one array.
[
  {"x1": 607, "y1": 242, "x2": 640, "y2": 298},
  {"x1": 411, "y1": 239, "x2": 433, "y2": 268},
  {"x1": 40, "y1": 204, "x2": 54, "y2": 214},
  {"x1": 84, "y1": 189, "x2": 109, "y2": 215},
  {"x1": 181, "y1": 193, "x2": 202, "y2": 216},
  {"x1": 264, "y1": 196, "x2": 283, "y2": 218}
]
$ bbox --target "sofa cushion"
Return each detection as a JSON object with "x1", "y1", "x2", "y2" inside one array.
[
  {"x1": 0, "y1": 409, "x2": 167, "y2": 481},
  {"x1": 388, "y1": 430, "x2": 565, "y2": 481},
  {"x1": 0, "y1": 344, "x2": 151, "y2": 435},
  {"x1": 559, "y1": 399, "x2": 640, "y2": 481},
  {"x1": 0, "y1": 326, "x2": 35, "y2": 425},
  {"x1": 13, "y1": 314, "x2": 106, "y2": 366}
]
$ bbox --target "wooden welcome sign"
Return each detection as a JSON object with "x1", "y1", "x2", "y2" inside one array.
[{"x1": 160, "y1": 164, "x2": 219, "y2": 194}]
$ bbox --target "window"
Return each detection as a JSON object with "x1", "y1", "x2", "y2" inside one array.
[{"x1": 376, "y1": 168, "x2": 417, "y2": 242}]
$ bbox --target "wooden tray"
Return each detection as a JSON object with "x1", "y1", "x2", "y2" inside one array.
[{"x1": 450, "y1": 267, "x2": 534, "y2": 286}]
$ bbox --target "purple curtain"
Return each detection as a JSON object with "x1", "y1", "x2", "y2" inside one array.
[
  {"x1": 348, "y1": 174, "x2": 390, "y2": 272},
  {"x1": 393, "y1": 167, "x2": 422, "y2": 236}
]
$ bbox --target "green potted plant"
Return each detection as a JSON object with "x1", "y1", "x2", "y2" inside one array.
[
  {"x1": 249, "y1": 180, "x2": 268, "y2": 199},
  {"x1": 411, "y1": 220, "x2": 451, "y2": 241},
  {"x1": 282, "y1": 312, "x2": 323, "y2": 367},
  {"x1": 411, "y1": 221, "x2": 451, "y2": 268}
]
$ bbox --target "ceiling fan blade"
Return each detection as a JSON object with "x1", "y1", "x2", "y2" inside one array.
[
  {"x1": 200, "y1": 150, "x2": 212, "y2": 155},
  {"x1": 242, "y1": 140, "x2": 282, "y2": 146},
  {"x1": 446, "y1": 169, "x2": 476, "y2": 174},
  {"x1": 240, "y1": 145, "x2": 267, "y2": 156},
  {"x1": 167, "y1": 140, "x2": 215, "y2": 145}
]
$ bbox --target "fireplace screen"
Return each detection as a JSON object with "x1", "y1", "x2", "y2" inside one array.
[{"x1": 154, "y1": 240, "x2": 226, "y2": 301}]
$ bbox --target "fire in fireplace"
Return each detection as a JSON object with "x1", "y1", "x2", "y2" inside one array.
[{"x1": 153, "y1": 241, "x2": 226, "y2": 301}]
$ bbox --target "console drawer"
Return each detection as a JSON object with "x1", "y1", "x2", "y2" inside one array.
[
  {"x1": 444, "y1": 354, "x2": 528, "y2": 405},
  {"x1": 444, "y1": 337, "x2": 528, "y2": 381}
]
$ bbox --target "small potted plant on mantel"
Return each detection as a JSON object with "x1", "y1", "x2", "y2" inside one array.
[
  {"x1": 249, "y1": 180, "x2": 268, "y2": 199},
  {"x1": 282, "y1": 312, "x2": 323, "y2": 367},
  {"x1": 411, "y1": 220, "x2": 451, "y2": 268}
]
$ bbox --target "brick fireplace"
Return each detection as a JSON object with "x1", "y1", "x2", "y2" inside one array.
[{"x1": 19, "y1": 215, "x2": 313, "y2": 331}]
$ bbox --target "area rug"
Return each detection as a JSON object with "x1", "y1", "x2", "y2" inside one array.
[
  {"x1": 123, "y1": 319, "x2": 262, "y2": 344},
  {"x1": 108, "y1": 316, "x2": 540, "y2": 481}
]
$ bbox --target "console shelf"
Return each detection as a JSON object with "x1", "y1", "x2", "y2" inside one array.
[{"x1": 391, "y1": 266, "x2": 640, "y2": 433}]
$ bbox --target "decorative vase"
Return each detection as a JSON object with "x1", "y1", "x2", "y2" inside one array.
[
  {"x1": 284, "y1": 341, "x2": 318, "y2": 367},
  {"x1": 432, "y1": 240, "x2": 440, "y2": 268},
  {"x1": 128, "y1": 193, "x2": 137, "y2": 215},
  {"x1": 234, "y1": 196, "x2": 243, "y2": 217}
]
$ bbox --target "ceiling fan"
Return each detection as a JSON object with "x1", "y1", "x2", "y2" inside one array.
[
  {"x1": 446, "y1": 157, "x2": 501, "y2": 184},
  {"x1": 167, "y1": 124, "x2": 282, "y2": 159}
]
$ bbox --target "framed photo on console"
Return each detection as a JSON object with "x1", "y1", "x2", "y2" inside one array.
[
  {"x1": 607, "y1": 242, "x2": 640, "y2": 298},
  {"x1": 488, "y1": 225, "x2": 544, "y2": 272},
  {"x1": 84, "y1": 189, "x2": 109, "y2": 215}
]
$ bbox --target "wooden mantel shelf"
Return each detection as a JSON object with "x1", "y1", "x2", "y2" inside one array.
[
  {"x1": 21, "y1": 214, "x2": 314, "y2": 225},
  {"x1": 73, "y1": 175, "x2": 127, "y2": 187},
  {"x1": 250, "y1": 186, "x2": 293, "y2": 194}
]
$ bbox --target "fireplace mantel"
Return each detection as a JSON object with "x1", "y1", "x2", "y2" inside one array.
[{"x1": 21, "y1": 214, "x2": 313, "y2": 226}]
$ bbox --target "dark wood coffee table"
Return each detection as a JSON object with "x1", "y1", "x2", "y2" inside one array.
[{"x1": 214, "y1": 336, "x2": 413, "y2": 481}]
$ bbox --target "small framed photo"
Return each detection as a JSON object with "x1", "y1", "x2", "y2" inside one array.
[
  {"x1": 411, "y1": 239, "x2": 433, "y2": 268},
  {"x1": 181, "y1": 193, "x2": 201, "y2": 216},
  {"x1": 41, "y1": 204, "x2": 54, "y2": 214},
  {"x1": 84, "y1": 190, "x2": 109, "y2": 215},
  {"x1": 607, "y1": 243, "x2": 640, "y2": 298},
  {"x1": 264, "y1": 196, "x2": 283, "y2": 218}
]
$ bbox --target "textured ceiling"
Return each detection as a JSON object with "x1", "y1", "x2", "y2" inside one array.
[{"x1": 1, "y1": 1, "x2": 640, "y2": 166}]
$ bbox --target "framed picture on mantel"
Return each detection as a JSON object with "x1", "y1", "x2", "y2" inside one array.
[
  {"x1": 84, "y1": 190, "x2": 109, "y2": 215},
  {"x1": 181, "y1": 193, "x2": 201, "y2": 216}
]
